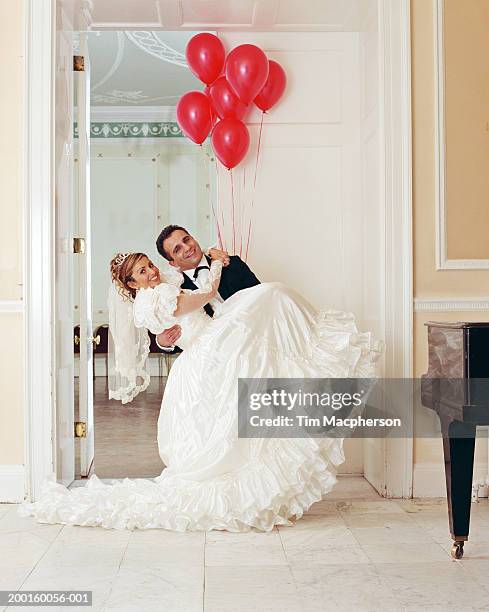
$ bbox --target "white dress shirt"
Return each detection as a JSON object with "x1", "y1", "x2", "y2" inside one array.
[
  {"x1": 156, "y1": 255, "x2": 222, "y2": 351},
  {"x1": 185, "y1": 255, "x2": 224, "y2": 310}
]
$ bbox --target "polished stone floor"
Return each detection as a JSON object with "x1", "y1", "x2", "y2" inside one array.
[{"x1": 3, "y1": 477, "x2": 489, "y2": 611}]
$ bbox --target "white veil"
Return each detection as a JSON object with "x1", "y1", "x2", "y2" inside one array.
[{"x1": 107, "y1": 282, "x2": 150, "y2": 404}]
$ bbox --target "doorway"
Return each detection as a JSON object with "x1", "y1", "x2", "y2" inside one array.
[
  {"x1": 23, "y1": 0, "x2": 412, "y2": 501},
  {"x1": 72, "y1": 30, "x2": 218, "y2": 479}
]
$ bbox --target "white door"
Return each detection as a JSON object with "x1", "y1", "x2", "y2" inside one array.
[
  {"x1": 54, "y1": 21, "x2": 75, "y2": 487},
  {"x1": 76, "y1": 33, "x2": 95, "y2": 477}
]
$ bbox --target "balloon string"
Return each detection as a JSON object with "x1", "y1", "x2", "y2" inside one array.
[
  {"x1": 240, "y1": 167, "x2": 246, "y2": 258},
  {"x1": 230, "y1": 168, "x2": 236, "y2": 254},
  {"x1": 211, "y1": 197, "x2": 223, "y2": 250},
  {"x1": 215, "y1": 157, "x2": 226, "y2": 251},
  {"x1": 245, "y1": 112, "x2": 264, "y2": 262}
]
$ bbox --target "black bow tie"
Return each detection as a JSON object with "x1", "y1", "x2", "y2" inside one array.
[{"x1": 193, "y1": 265, "x2": 210, "y2": 279}]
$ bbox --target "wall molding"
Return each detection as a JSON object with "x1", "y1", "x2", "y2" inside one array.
[
  {"x1": 414, "y1": 461, "x2": 488, "y2": 498},
  {"x1": 0, "y1": 464, "x2": 25, "y2": 503},
  {"x1": 91, "y1": 105, "x2": 176, "y2": 123},
  {"x1": 433, "y1": 0, "x2": 489, "y2": 270},
  {"x1": 23, "y1": 0, "x2": 55, "y2": 502},
  {"x1": 74, "y1": 121, "x2": 183, "y2": 139},
  {"x1": 377, "y1": 0, "x2": 414, "y2": 499},
  {"x1": 414, "y1": 297, "x2": 489, "y2": 312},
  {"x1": 0, "y1": 300, "x2": 24, "y2": 313}
]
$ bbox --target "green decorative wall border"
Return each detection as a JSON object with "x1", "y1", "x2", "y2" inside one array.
[{"x1": 73, "y1": 121, "x2": 183, "y2": 139}]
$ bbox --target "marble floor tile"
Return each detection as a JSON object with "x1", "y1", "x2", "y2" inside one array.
[
  {"x1": 290, "y1": 563, "x2": 401, "y2": 612},
  {"x1": 349, "y1": 523, "x2": 432, "y2": 546},
  {"x1": 0, "y1": 508, "x2": 63, "y2": 542},
  {"x1": 55, "y1": 524, "x2": 132, "y2": 546},
  {"x1": 0, "y1": 503, "x2": 13, "y2": 521},
  {"x1": 279, "y1": 519, "x2": 370, "y2": 565},
  {"x1": 326, "y1": 476, "x2": 382, "y2": 501},
  {"x1": 102, "y1": 564, "x2": 203, "y2": 612},
  {"x1": 458, "y1": 558, "x2": 489, "y2": 594},
  {"x1": 339, "y1": 511, "x2": 416, "y2": 530},
  {"x1": 336, "y1": 500, "x2": 406, "y2": 515},
  {"x1": 204, "y1": 565, "x2": 301, "y2": 612},
  {"x1": 0, "y1": 566, "x2": 35, "y2": 591},
  {"x1": 18, "y1": 564, "x2": 116, "y2": 612},
  {"x1": 205, "y1": 529, "x2": 287, "y2": 567},
  {"x1": 394, "y1": 498, "x2": 447, "y2": 512},
  {"x1": 375, "y1": 561, "x2": 489, "y2": 610},
  {"x1": 359, "y1": 539, "x2": 450, "y2": 564},
  {"x1": 36, "y1": 541, "x2": 127, "y2": 571},
  {"x1": 304, "y1": 500, "x2": 343, "y2": 516},
  {"x1": 282, "y1": 513, "x2": 346, "y2": 532},
  {"x1": 124, "y1": 530, "x2": 205, "y2": 567},
  {"x1": 0, "y1": 531, "x2": 57, "y2": 570}
]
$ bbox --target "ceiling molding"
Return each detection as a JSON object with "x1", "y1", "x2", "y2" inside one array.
[{"x1": 85, "y1": 0, "x2": 377, "y2": 32}]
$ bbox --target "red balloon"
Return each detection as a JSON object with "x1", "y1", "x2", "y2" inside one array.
[
  {"x1": 176, "y1": 91, "x2": 212, "y2": 144},
  {"x1": 186, "y1": 33, "x2": 225, "y2": 85},
  {"x1": 204, "y1": 85, "x2": 218, "y2": 126},
  {"x1": 209, "y1": 76, "x2": 248, "y2": 120},
  {"x1": 225, "y1": 44, "x2": 269, "y2": 105},
  {"x1": 211, "y1": 118, "x2": 250, "y2": 169},
  {"x1": 254, "y1": 60, "x2": 287, "y2": 112}
]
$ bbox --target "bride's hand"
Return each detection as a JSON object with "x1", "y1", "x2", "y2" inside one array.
[{"x1": 209, "y1": 248, "x2": 230, "y2": 266}]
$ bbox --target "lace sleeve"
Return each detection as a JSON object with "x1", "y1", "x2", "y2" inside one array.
[
  {"x1": 160, "y1": 265, "x2": 184, "y2": 288},
  {"x1": 133, "y1": 283, "x2": 180, "y2": 335},
  {"x1": 192, "y1": 260, "x2": 223, "y2": 295}
]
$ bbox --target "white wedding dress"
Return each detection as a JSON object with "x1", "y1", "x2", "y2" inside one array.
[{"x1": 19, "y1": 262, "x2": 382, "y2": 532}]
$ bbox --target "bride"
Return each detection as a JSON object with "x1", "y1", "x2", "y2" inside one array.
[{"x1": 19, "y1": 251, "x2": 382, "y2": 532}]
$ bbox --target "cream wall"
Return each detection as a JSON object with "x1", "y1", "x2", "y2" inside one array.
[
  {"x1": 412, "y1": 0, "x2": 489, "y2": 494},
  {"x1": 0, "y1": 0, "x2": 25, "y2": 483},
  {"x1": 444, "y1": 0, "x2": 489, "y2": 259}
]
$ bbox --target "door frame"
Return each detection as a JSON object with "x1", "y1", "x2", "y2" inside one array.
[{"x1": 23, "y1": 0, "x2": 413, "y2": 501}]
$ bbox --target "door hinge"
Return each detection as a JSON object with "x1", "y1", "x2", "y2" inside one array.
[
  {"x1": 73, "y1": 55, "x2": 85, "y2": 71},
  {"x1": 74, "y1": 421, "x2": 87, "y2": 438},
  {"x1": 73, "y1": 237, "x2": 85, "y2": 254}
]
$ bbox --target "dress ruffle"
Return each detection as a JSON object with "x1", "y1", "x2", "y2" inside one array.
[
  {"x1": 18, "y1": 438, "x2": 344, "y2": 532},
  {"x1": 19, "y1": 283, "x2": 383, "y2": 532}
]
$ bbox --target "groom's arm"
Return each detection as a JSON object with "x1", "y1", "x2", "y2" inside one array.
[
  {"x1": 155, "y1": 325, "x2": 182, "y2": 351},
  {"x1": 228, "y1": 255, "x2": 260, "y2": 288}
]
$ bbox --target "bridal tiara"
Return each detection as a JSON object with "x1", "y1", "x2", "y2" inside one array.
[{"x1": 114, "y1": 252, "x2": 132, "y2": 267}]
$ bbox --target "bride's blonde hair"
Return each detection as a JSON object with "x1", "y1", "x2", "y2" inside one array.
[{"x1": 110, "y1": 252, "x2": 147, "y2": 300}]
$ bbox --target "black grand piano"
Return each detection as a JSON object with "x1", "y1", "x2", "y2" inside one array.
[{"x1": 421, "y1": 321, "x2": 489, "y2": 559}]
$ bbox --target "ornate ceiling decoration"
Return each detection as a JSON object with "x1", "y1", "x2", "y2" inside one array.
[{"x1": 124, "y1": 32, "x2": 187, "y2": 68}]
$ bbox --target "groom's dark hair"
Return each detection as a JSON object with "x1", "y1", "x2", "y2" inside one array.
[{"x1": 156, "y1": 224, "x2": 189, "y2": 261}]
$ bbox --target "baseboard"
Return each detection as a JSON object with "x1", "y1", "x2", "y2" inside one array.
[
  {"x1": 413, "y1": 462, "x2": 488, "y2": 498},
  {"x1": 0, "y1": 464, "x2": 25, "y2": 502}
]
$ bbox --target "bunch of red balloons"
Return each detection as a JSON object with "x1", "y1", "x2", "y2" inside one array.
[{"x1": 176, "y1": 33, "x2": 286, "y2": 170}]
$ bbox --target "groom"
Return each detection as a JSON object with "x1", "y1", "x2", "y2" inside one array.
[{"x1": 155, "y1": 224, "x2": 260, "y2": 350}]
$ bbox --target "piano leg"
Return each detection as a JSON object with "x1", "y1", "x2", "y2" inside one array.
[{"x1": 442, "y1": 419, "x2": 476, "y2": 559}]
